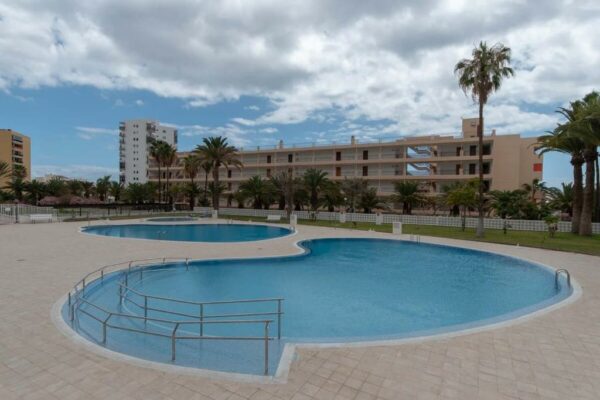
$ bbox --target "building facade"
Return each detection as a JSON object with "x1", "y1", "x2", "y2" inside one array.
[
  {"x1": 0, "y1": 129, "x2": 31, "y2": 187},
  {"x1": 148, "y1": 118, "x2": 543, "y2": 200},
  {"x1": 119, "y1": 120, "x2": 177, "y2": 185}
]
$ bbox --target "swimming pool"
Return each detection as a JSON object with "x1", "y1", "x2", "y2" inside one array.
[
  {"x1": 146, "y1": 216, "x2": 198, "y2": 222},
  {"x1": 63, "y1": 238, "x2": 573, "y2": 376},
  {"x1": 82, "y1": 223, "x2": 292, "y2": 242}
]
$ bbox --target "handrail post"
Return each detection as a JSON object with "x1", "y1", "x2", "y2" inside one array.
[
  {"x1": 277, "y1": 299, "x2": 282, "y2": 340},
  {"x1": 264, "y1": 321, "x2": 270, "y2": 375},
  {"x1": 101, "y1": 269, "x2": 104, "y2": 282},
  {"x1": 186, "y1": 258, "x2": 189, "y2": 271},
  {"x1": 102, "y1": 314, "x2": 111, "y2": 344},
  {"x1": 144, "y1": 296, "x2": 148, "y2": 323},
  {"x1": 82, "y1": 278, "x2": 86, "y2": 295},
  {"x1": 171, "y1": 323, "x2": 180, "y2": 361},
  {"x1": 199, "y1": 304, "x2": 204, "y2": 336}
]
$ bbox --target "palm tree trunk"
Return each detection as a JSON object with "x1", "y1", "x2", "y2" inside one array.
[
  {"x1": 476, "y1": 101, "x2": 485, "y2": 238},
  {"x1": 204, "y1": 172, "x2": 209, "y2": 205},
  {"x1": 212, "y1": 167, "x2": 220, "y2": 210},
  {"x1": 595, "y1": 155, "x2": 600, "y2": 222},
  {"x1": 166, "y1": 166, "x2": 171, "y2": 209},
  {"x1": 571, "y1": 155, "x2": 584, "y2": 234},
  {"x1": 157, "y1": 165, "x2": 162, "y2": 203},
  {"x1": 579, "y1": 148, "x2": 596, "y2": 236}
]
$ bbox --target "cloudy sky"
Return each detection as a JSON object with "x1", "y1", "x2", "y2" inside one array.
[{"x1": 0, "y1": 0, "x2": 598, "y2": 186}]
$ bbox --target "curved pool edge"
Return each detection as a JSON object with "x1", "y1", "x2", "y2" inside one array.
[
  {"x1": 78, "y1": 220, "x2": 298, "y2": 244},
  {"x1": 52, "y1": 234, "x2": 582, "y2": 384}
]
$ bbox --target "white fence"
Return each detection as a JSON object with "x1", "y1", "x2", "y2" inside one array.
[
  {"x1": 0, "y1": 204, "x2": 58, "y2": 223},
  {"x1": 195, "y1": 207, "x2": 600, "y2": 234}
]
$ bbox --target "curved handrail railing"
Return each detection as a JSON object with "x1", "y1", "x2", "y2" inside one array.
[{"x1": 67, "y1": 257, "x2": 284, "y2": 375}]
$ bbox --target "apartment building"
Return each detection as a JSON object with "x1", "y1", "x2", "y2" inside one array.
[
  {"x1": 0, "y1": 129, "x2": 31, "y2": 187},
  {"x1": 119, "y1": 119, "x2": 177, "y2": 185},
  {"x1": 148, "y1": 118, "x2": 542, "y2": 199}
]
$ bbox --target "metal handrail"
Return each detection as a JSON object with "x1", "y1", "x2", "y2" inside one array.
[
  {"x1": 68, "y1": 257, "x2": 284, "y2": 375},
  {"x1": 555, "y1": 268, "x2": 571, "y2": 289}
]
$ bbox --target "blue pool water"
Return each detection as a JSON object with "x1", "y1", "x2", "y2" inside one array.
[
  {"x1": 82, "y1": 223, "x2": 292, "y2": 242},
  {"x1": 63, "y1": 238, "x2": 572, "y2": 375}
]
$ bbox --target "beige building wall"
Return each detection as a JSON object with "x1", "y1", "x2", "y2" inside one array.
[
  {"x1": 0, "y1": 129, "x2": 31, "y2": 187},
  {"x1": 148, "y1": 118, "x2": 543, "y2": 198}
]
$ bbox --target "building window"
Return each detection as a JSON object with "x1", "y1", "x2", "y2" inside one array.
[
  {"x1": 483, "y1": 143, "x2": 491, "y2": 155},
  {"x1": 336, "y1": 167, "x2": 341, "y2": 176},
  {"x1": 363, "y1": 150, "x2": 368, "y2": 160},
  {"x1": 227, "y1": 170, "x2": 232, "y2": 178},
  {"x1": 483, "y1": 180, "x2": 490, "y2": 192},
  {"x1": 456, "y1": 147, "x2": 461, "y2": 156},
  {"x1": 266, "y1": 168, "x2": 271, "y2": 178},
  {"x1": 455, "y1": 164, "x2": 461, "y2": 175},
  {"x1": 468, "y1": 164, "x2": 476, "y2": 174},
  {"x1": 482, "y1": 163, "x2": 490, "y2": 174},
  {"x1": 336, "y1": 151, "x2": 341, "y2": 161},
  {"x1": 227, "y1": 183, "x2": 232, "y2": 190},
  {"x1": 469, "y1": 145, "x2": 477, "y2": 156},
  {"x1": 288, "y1": 154, "x2": 293, "y2": 163},
  {"x1": 267, "y1": 155, "x2": 272, "y2": 164},
  {"x1": 362, "y1": 166, "x2": 368, "y2": 176}
]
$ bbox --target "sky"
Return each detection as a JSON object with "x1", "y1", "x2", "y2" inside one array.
[{"x1": 0, "y1": 0, "x2": 599, "y2": 187}]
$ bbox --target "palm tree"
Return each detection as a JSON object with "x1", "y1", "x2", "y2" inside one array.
[
  {"x1": 207, "y1": 181, "x2": 227, "y2": 206},
  {"x1": 270, "y1": 171, "x2": 298, "y2": 218},
  {"x1": 444, "y1": 180, "x2": 478, "y2": 231},
  {"x1": 81, "y1": 181, "x2": 95, "y2": 198},
  {"x1": 200, "y1": 160, "x2": 212, "y2": 206},
  {"x1": 537, "y1": 103, "x2": 587, "y2": 234},
  {"x1": 183, "y1": 154, "x2": 202, "y2": 209},
  {"x1": 489, "y1": 189, "x2": 528, "y2": 219},
  {"x1": 570, "y1": 92, "x2": 600, "y2": 235},
  {"x1": 195, "y1": 137, "x2": 242, "y2": 210},
  {"x1": 0, "y1": 161, "x2": 10, "y2": 184},
  {"x1": 322, "y1": 181, "x2": 344, "y2": 212},
  {"x1": 341, "y1": 178, "x2": 367, "y2": 212},
  {"x1": 150, "y1": 140, "x2": 170, "y2": 203},
  {"x1": 109, "y1": 181, "x2": 123, "y2": 202},
  {"x1": 96, "y1": 175, "x2": 111, "y2": 202},
  {"x1": 393, "y1": 181, "x2": 425, "y2": 214},
  {"x1": 163, "y1": 144, "x2": 178, "y2": 207},
  {"x1": 358, "y1": 187, "x2": 382, "y2": 213},
  {"x1": 25, "y1": 180, "x2": 46, "y2": 205},
  {"x1": 303, "y1": 169, "x2": 329, "y2": 211},
  {"x1": 455, "y1": 41, "x2": 514, "y2": 237},
  {"x1": 547, "y1": 183, "x2": 573, "y2": 217},
  {"x1": 239, "y1": 176, "x2": 270, "y2": 209},
  {"x1": 521, "y1": 178, "x2": 547, "y2": 203}
]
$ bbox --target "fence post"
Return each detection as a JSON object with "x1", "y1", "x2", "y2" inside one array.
[{"x1": 264, "y1": 321, "x2": 270, "y2": 375}]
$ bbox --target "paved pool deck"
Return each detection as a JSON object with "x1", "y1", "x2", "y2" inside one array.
[{"x1": 1, "y1": 219, "x2": 599, "y2": 399}]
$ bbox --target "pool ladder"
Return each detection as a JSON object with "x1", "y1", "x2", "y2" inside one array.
[
  {"x1": 410, "y1": 234, "x2": 421, "y2": 244},
  {"x1": 555, "y1": 268, "x2": 571, "y2": 289}
]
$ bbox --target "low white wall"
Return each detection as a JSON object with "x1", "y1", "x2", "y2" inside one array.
[{"x1": 194, "y1": 207, "x2": 600, "y2": 234}]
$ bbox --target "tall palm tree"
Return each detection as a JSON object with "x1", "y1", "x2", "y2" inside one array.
[
  {"x1": 455, "y1": 41, "x2": 514, "y2": 237},
  {"x1": 569, "y1": 92, "x2": 600, "y2": 235},
  {"x1": 341, "y1": 178, "x2": 368, "y2": 212},
  {"x1": 163, "y1": 144, "x2": 178, "y2": 207},
  {"x1": 200, "y1": 160, "x2": 212, "y2": 206},
  {"x1": 195, "y1": 137, "x2": 242, "y2": 210},
  {"x1": 183, "y1": 154, "x2": 202, "y2": 208},
  {"x1": 150, "y1": 140, "x2": 170, "y2": 203},
  {"x1": 25, "y1": 180, "x2": 46, "y2": 205},
  {"x1": 303, "y1": 169, "x2": 329, "y2": 211},
  {"x1": 537, "y1": 101, "x2": 587, "y2": 234},
  {"x1": 393, "y1": 181, "x2": 425, "y2": 215},
  {"x1": 109, "y1": 181, "x2": 123, "y2": 202},
  {"x1": 96, "y1": 175, "x2": 111, "y2": 202}
]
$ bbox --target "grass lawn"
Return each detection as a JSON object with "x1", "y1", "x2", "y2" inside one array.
[{"x1": 223, "y1": 214, "x2": 600, "y2": 256}]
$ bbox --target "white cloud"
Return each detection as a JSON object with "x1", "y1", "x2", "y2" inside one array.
[
  {"x1": 135, "y1": 99, "x2": 144, "y2": 106},
  {"x1": 260, "y1": 127, "x2": 278, "y2": 134},
  {"x1": 32, "y1": 164, "x2": 118, "y2": 181},
  {"x1": 75, "y1": 126, "x2": 118, "y2": 140},
  {"x1": 0, "y1": 0, "x2": 599, "y2": 137},
  {"x1": 245, "y1": 105, "x2": 260, "y2": 111}
]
